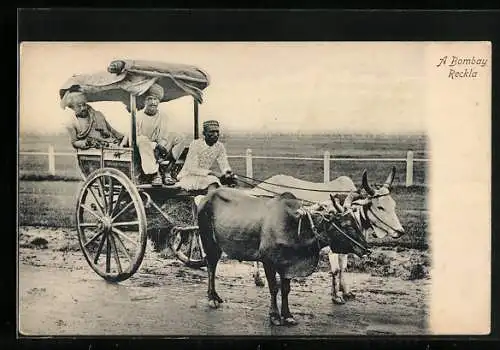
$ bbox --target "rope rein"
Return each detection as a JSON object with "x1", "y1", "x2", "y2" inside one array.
[{"x1": 236, "y1": 176, "x2": 323, "y2": 206}]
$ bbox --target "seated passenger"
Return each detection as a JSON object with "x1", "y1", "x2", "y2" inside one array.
[
  {"x1": 176, "y1": 120, "x2": 236, "y2": 193},
  {"x1": 136, "y1": 84, "x2": 186, "y2": 186},
  {"x1": 61, "y1": 91, "x2": 127, "y2": 150}
]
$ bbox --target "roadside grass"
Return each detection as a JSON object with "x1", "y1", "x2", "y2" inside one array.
[{"x1": 18, "y1": 180, "x2": 428, "y2": 250}]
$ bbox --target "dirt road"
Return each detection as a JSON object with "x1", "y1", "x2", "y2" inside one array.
[{"x1": 18, "y1": 226, "x2": 429, "y2": 336}]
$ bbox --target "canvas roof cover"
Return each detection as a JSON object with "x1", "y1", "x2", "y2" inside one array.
[{"x1": 59, "y1": 59, "x2": 210, "y2": 110}]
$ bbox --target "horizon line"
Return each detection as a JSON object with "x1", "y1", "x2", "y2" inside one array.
[{"x1": 19, "y1": 129, "x2": 428, "y2": 137}]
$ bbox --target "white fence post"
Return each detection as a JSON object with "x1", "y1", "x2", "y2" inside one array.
[
  {"x1": 48, "y1": 144, "x2": 56, "y2": 176},
  {"x1": 406, "y1": 150, "x2": 414, "y2": 187},
  {"x1": 323, "y1": 151, "x2": 330, "y2": 183},
  {"x1": 246, "y1": 148, "x2": 253, "y2": 178}
]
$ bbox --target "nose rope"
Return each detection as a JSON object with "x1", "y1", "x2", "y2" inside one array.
[
  {"x1": 328, "y1": 219, "x2": 369, "y2": 252},
  {"x1": 297, "y1": 207, "x2": 368, "y2": 252},
  {"x1": 367, "y1": 207, "x2": 404, "y2": 235}
]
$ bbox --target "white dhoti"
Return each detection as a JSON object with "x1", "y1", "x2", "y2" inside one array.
[
  {"x1": 137, "y1": 135, "x2": 159, "y2": 175},
  {"x1": 176, "y1": 174, "x2": 221, "y2": 191},
  {"x1": 137, "y1": 134, "x2": 186, "y2": 175}
]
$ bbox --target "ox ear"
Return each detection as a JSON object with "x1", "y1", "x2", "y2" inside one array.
[
  {"x1": 361, "y1": 170, "x2": 375, "y2": 196},
  {"x1": 383, "y1": 166, "x2": 396, "y2": 188}
]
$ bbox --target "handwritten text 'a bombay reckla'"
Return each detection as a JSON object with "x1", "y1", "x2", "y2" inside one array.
[{"x1": 436, "y1": 56, "x2": 488, "y2": 79}]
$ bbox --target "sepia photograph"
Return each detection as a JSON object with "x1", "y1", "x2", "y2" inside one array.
[{"x1": 17, "y1": 41, "x2": 491, "y2": 336}]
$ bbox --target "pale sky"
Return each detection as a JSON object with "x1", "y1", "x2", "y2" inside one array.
[{"x1": 19, "y1": 42, "x2": 426, "y2": 135}]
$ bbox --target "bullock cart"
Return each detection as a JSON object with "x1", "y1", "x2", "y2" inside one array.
[
  {"x1": 62, "y1": 59, "x2": 404, "y2": 290},
  {"x1": 62, "y1": 59, "x2": 223, "y2": 282}
]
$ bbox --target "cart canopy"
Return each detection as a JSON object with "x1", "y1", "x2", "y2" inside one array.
[{"x1": 59, "y1": 59, "x2": 210, "y2": 109}]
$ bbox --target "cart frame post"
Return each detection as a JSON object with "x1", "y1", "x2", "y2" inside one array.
[
  {"x1": 194, "y1": 98, "x2": 199, "y2": 139},
  {"x1": 130, "y1": 94, "x2": 138, "y2": 180}
]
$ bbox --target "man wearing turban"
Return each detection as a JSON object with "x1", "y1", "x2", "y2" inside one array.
[
  {"x1": 176, "y1": 120, "x2": 235, "y2": 192},
  {"x1": 136, "y1": 83, "x2": 186, "y2": 186},
  {"x1": 61, "y1": 91, "x2": 127, "y2": 150}
]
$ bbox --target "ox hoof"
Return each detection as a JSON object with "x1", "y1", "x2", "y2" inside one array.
[
  {"x1": 254, "y1": 276, "x2": 265, "y2": 288},
  {"x1": 332, "y1": 296, "x2": 346, "y2": 305},
  {"x1": 269, "y1": 314, "x2": 282, "y2": 326},
  {"x1": 343, "y1": 292, "x2": 356, "y2": 301},
  {"x1": 282, "y1": 317, "x2": 298, "y2": 326},
  {"x1": 208, "y1": 300, "x2": 220, "y2": 309}
]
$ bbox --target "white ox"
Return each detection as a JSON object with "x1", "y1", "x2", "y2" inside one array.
[{"x1": 245, "y1": 167, "x2": 405, "y2": 304}]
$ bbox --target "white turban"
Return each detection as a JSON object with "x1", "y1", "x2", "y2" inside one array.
[
  {"x1": 145, "y1": 83, "x2": 164, "y2": 99},
  {"x1": 60, "y1": 91, "x2": 87, "y2": 109}
]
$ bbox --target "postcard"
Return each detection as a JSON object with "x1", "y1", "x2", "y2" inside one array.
[{"x1": 18, "y1": 41, "x2": 491, "y2": 336}]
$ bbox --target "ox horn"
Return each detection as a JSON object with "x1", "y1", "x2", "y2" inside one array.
[
  {"x1": 361, "y1": 170, "x2": 375, "y2": 196},
  {"x1": 384, "y1": 166, "x2": 396, "y2": 188},
  {"x1": 330, "y1": 194, "x2": 344, "y2": 213},
  {"x1": 343, "y1": 191, "x2": 356, "y2": 210}
]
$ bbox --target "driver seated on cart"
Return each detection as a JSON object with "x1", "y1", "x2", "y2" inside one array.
[
  {"x1": 176, "y1": 119, "x2": 236, "y2": 193},
  {"x1": 62, "y1": 90, "x2": 127, "y2": 150},
  {"x1": 136, "y1": 83, "x2": 186, "y2": 186}
]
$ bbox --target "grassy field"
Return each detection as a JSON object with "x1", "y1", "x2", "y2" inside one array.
[
  {"x1": 18, "y1": 180, "x2": 428, "y2": 249},
  {"x1": 18, "y1": 131, "x2": 429, "y2": 249}
]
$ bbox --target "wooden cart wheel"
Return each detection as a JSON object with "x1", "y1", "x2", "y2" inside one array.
[
  {"x1": 76, "y1": 168, "x2": 147, "y2": 282},
  {"x1": 170, "y1": 200, "x2": 207, "y2": 269},
  {"x1": 170, "y1": 226, "x2": 207, "y2": 269}
]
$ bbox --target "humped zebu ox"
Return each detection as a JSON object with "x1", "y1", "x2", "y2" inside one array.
[
  {"x1": 246, "y1": 166, "x2": 405, "y2": 304},
  {"x1": 197, "y1": 186, "x2": 370, "y2": 326}
]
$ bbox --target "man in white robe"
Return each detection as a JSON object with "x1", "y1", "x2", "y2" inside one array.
[
  {"x1": 136, "y1": 84, "x2": 186, "y2": 186},
  {"x1": 176, "y1": 120, "x2": 235, "y2": 192}
]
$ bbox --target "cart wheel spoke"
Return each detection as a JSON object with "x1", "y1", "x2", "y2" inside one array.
[
  {"x1": 94, "y1": 232, "x2": 107, "y2": 264},
  {"x1": 109, "y1": 234, "x2": 122, "y2": 274},
  {"x1": 171, "y1": 232, "x2": 182, "y2": 251},
  {"x1": 83, "y1": 230, "x2": 104, "y2": 248},
  {"x1": 87, "y1": 186, "x2": 106, "y2": 217},
  {"x1": 198, "y1": 234, "x2": 206, "y2": 258},
  {"x1": 106, "y1": 235, "x2": 112, "y2": 273},
  {"x1": 96, "y1": 177, "x2": 108, "y2": 212},
  {"x1": 112, "y1": 221, "x2": 139, "y2": 227},
  {"x1": 112, "y1": 232, "x2": 133, "y2": 262},
  {"x1": 111, "y1": 201, "x2": 134, "y2": 222},
  {"x1": 107, "y1": 176, "x2": 114, "y2": 215},
  {"x1": 187, "y1": 233, "x2": 195, "y2": 259},
  {"x1": 111, "y1": 185, "x2": 125, "y2": 217},
  {"x1": 111, "y1": 227, "x2": 138, "y2": 247},
  {"x1": 81, "y1": 204, "x2": 104, "y2": 222},
  {"x1": 79, "y1": 222, "x2": 101, "y2": 228}
]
